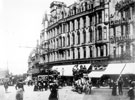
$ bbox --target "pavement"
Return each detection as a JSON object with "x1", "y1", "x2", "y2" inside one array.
[{"x1": 0, "y1": 85, "x2": 133, "y2": 100}]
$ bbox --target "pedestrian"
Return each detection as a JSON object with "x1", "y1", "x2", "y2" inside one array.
[
  {"x1": 3, "y1": 81, "x2": 8, "y2": 93},
  {"x1": 118, "y1": 78, "x2": 123, "y2": 95},
  {"x1": 112, "y1": 82, "x2": 117, "y2": 96},
  {"x1": 15, "y1": 79, "x2": 24, "y2": 100},
  {"x1": 128, "y1": 86, "x2": 134, "y2": 100},
  {"x1": 33, "y1": 79, "x2": 38, "y2": 91},
  {"x1": 48, "y1": 80, "x2": 59, "y2": 100}
]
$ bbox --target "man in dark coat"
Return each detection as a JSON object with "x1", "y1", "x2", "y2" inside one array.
[{"x1": 118, "y1": 79, "x2": 123, "y2": 95}]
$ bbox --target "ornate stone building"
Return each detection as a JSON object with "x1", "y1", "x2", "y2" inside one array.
[
  {"x1": 29, "y1": 0, "x2": 135, "y2": 77},
  {"x1": 109, "y1": 0, "x2": 135, "y2": 63},
  {"x1": 41, "y1": 0, "x2": 111, "y2": 68}
]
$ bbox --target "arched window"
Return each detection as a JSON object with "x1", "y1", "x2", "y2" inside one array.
[
  {"x1": 73, "y1": 6, "x2": 76, "y2": 14},
  {"x1": 61, "y1": 11, "x2": 64, "y2": 18}
]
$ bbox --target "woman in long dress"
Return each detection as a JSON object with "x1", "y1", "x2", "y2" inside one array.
[{"x1": 49, "y1": 81, "x2": 59, "y2": 100}]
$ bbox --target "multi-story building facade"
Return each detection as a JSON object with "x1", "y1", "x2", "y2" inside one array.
[
  {"x1": 109, "y1": 0, "x2": 135, "y2": 63},
  {"x1": 29, "y1": 0, "x2": 135, "y2": 77},
  {"x1": 41, "y1": 0, "x2": 111, "y2": 68}
]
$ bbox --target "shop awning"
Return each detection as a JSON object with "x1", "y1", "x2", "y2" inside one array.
[
  {"x1": 103, "y1": 63, "x2": 126, "y2": 75},
  {"x1": 88, "y1": 71, "x2": 104, "y2": 78},
  {"x1": 28, "y1": 68, "x2": 39, "y2": 74},
  {"x1": 52, "y1": 65, "x2": 75, "y2": 76},
  {"x1": 122, "y1": 63, "x2": 135, "y2": 74}
]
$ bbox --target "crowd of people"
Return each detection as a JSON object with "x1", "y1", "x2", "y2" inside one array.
[
  {"x1": 73, "y1": 77, "x2": 92, "y2": 94},
  {"x1": 1, "y1": 74, "x2": 135, "y2": 100}
]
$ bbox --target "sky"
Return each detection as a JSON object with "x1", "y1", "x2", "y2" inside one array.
[{"x1": 0, "y1": 0, "x2": 75, "y2": 75}]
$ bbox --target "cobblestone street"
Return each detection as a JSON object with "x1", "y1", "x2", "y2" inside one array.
[{"x1": 0, "y1": 85, "x2": 132, "y2": 100}]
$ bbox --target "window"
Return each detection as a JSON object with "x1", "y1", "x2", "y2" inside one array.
[
  {"x1": 98, "y1": 26, "x2": 102, "y2": 40},
  {"x1": 67, "y1": 34, "x2": 70, "y2": 46},
  {"x1": 89, "y1": 28, "x2": 92, "y2": 42},
  {"x1": 90, "y1": 16, "x2": 92, "y2": 26},
  {"x1": 121, "y1": 45, "x2": 124, "y2": 57},
  {"x1": 78, "y1": 48, "x2": 80, "y2": 59},
  {"x1": 72, "y1": 33, "x2": 75, "y2": 45},
  {"x1": 83, "y1": 29, "x2": 86, "y2": 43},
  {"x1": 99, "y1": 12, "x2": 102, "y2": 24},
  {"x1": 77, "y1": 30, "x2": 80, "y2": 44},
  {"x1": 104, "y1": 26, "x2": 107, "y2": 40},
  {"x1": 113, "y1": 47, "x2": 116, "y2": 58},
  {"x1": 77, "y1": 18, "x2": 80, "y2": 29},
  {"x1": 72, "y1": 20, "x2": 74, "y2": 31},
  {"x1": 89, "y1": 46, "x2": 92, "y2": 57},
  {"x1": 83, "y1": 16, "x2": 86, "y2": 28},
  {"x1": 126, "y1": 43, "x2": 130, "y2": 56},
  {"x1": 63, "y1": 37, "x2": 65, "y2": 47},
  {"x1": 101, "y1": 46, "x2": 104, "y2": 57},
  {"x1": 72, "y1": 49, "x2": 75, "y2": 59},
  {"x1": 121, "y1": 25, "x2": 123, "y2": 36},
  {"x1": 83, "y1": 47, "x2": 86, "y2": 58},
  {"x1": 60, "y1": 37, "x2": 62, "y2": 47},
  {"x1": 68, "y1": 50, "x2": 70, "y2": 57},
  {"x1": 68, "y1": 22, "x2": 70, "y2": 32}
]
